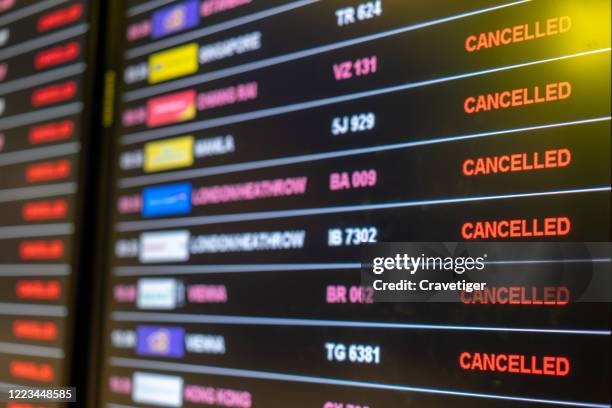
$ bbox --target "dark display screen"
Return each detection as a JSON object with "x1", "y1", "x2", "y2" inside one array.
[
  {"x1": 99, "y1": 1, "x2": 611, "y2": 407},
  {"x1": 0, "y1": 0, "x2": 94, "y2": 399}
]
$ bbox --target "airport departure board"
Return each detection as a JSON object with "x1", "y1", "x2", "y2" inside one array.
[
  {"x1": 0, "y1": 0, "x2": 94, "y2": 401},
  {"x1": 99, "y1": 1, "x2": 611, "y2": 407}
]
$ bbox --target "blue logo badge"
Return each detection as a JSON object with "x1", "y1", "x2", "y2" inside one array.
[
  {"x1": 152, "y1": 0, "x2": 200, "y2": 39},
  {"x1": 136, "y1": 326, "x2": 185, "y2": 357},
  {"x1": 142, "y1": 183, "x2": 192, "y2": 217}
]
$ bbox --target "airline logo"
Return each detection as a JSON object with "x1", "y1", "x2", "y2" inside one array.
[
  {"x1": 152, "y1": 0, "x2": 199, "y2": 39},
  {"x1": 149, "y1": 43, "x2": 198, "y2": 84},
  {"x1": 133, "y1": 372, "x2": 183, "y2": 407},
  {"x1": 136, "y1": 326, "x2": 185, "y2": 357},
  {"x1": 140, "y1": 230, "x2": 190, "y2": 263},
  {"x1": 137, "y1": 278, "x2": 179, "y2": 309},
  {"x1": 147, "y1": 90, "x2": 196, "y2": 128},
  {"x1": 144, "y1": 135, "x2": 194, "y2": 173},
  {"x1": 142, "y1": 183, "x2": 192, "y2": 217}
]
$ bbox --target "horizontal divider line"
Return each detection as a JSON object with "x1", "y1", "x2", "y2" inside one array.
[
  {"x1": 0, "y1": 182, "x2": 77, "y2": 203},
  {"x1": 487, "y1": 258, "x2": 612, "y2": 265},
  {"x1": 111, "y1": 312, "x2": 611, "y2": 336},
  {"x1": 0, "y1": 0, "x2": 68, "y2": 27},
  {"x1": 114, "y1": 262, "x2": 361, "y2": 276},
  {"x1": 0, "y1": 263, "x2": 70, "y2": 276},
  {"x1": 0, "y1": 142, "x2": 80, "y2": 167},
  {"x1": 126, "y1": 0, "x2": 175, "y2": 17},
  {"x1": 0, "y1": 223, "x2": 74, "y2": 239},
  {"x1": 108, "y1": 357, "x2": 610, "y2": 408},
  {"x1": 119, "y1": 116, "x2": 610, "y2": 188},
  {"x1": 115, "y1": 186, "x2": 611, "y2": 232},
  {"x1": 0, "y1": 302, "x2": 67, "y2": 317},
  {"x1": 0, "y1": 381, "x2": 30, "y2": 389},
  {"x1": 0, "y1": 63, "x2": 86, "y2": 96},
  {"x1": 0, "y1": 102, "x2": 83, "y2": 132},
  {"x1": 112, "y1": 258, "x2": 611, "y2": 276},
  {"x1": 0, "y1": 23, "x2": 89, "y2": 61},
  {"x1": 0, "y1": 341, "x2": 64, "y2": 359}
]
